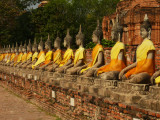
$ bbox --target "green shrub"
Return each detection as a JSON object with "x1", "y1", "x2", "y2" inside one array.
[{"x1": 85, "y1": 39, "x2": 116, "y2": 49}]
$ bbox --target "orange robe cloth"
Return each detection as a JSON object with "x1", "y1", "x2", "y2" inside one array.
[
  {"x1": 125, "y1": 39, "x2": 155, "y2": 78},
  {"x1": 81, "y1": 44, "x2": 103, "y2": 73},
  {"x1": 21, "y1": 53, "x2": 27, "y2": 63},
  {"x1": 40, "y1": 51, "x2": 53, "y2": 67},
  {"x1": 53, "y1": 49, "x2": 62, "y2": 65},
  {"x1": 13, "y1": 54, "x2": 19, "y2": 65},
  {"x1": 59, "y1": 48, "x2": 74, "y2": 67},
  {"x1": 97, "y1": 41, "x2": 126, "y2": 75}
]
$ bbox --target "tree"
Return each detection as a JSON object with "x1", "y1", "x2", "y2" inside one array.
[{"x1": 0, "y1": 0, "x2": 120, "y2": 48}]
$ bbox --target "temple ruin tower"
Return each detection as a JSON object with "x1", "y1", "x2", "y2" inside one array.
[{"x1": 102, "y1": 0, "x2": 160, "y2": 45}]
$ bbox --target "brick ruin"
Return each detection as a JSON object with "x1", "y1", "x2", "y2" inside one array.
[
  {"x1": 0, "y1": 0, "x2": 160, "y2": 120},
  {"x1": 102, "y1": 0, "x2": 160, "y2": 45},
  {"x1": 0, "y1": 47, "x2": 160, "y2": 120}
]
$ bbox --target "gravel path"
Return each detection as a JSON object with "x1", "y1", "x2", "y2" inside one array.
[{"x1": 0, "y1": 86, "x2": 59, "y2": 120}]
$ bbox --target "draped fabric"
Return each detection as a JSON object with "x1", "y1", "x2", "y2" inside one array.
[
  {"x1": 74, "y1": 47, "x2": 86, "y2": 65},
  {"x1": 53, "y1": 49, "x2": 62, "y2": 65},
  {"x1": 81, "y1": 44, "x2": 103, "y2": 73},
  {"x1": 59, "y1": 49, "x2": 74, "y2": 67},
  {"x1": 32, "y1": 52, "x2": 38, "y2": 62},
  {"x1": 125, "y1": 39, "x2": 155, "y2": 78},
  {"x1": 97, "y1": 41, "x2": 126, "y2": 75},
  {"x1": 32, "y1": 51, "x2": 45, "y2": 69},
  {"x1": 40, "y1": 51, "x2": 53, "y2": 67}
]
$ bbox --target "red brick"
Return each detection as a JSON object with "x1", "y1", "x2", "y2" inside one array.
[
  {"x1": 156, "y1": 113, "x2": 160, "y2": 118},
  {"x1": 118, "y1": 103, "x2": 127, "y2": 108},
  {"x1": 148, "y1": 111, "x2": 156, "y2": 117}
]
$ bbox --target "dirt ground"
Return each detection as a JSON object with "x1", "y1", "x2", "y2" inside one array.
[{"x1": 0, "y1": 86, "x2": 60, "y2": 120}]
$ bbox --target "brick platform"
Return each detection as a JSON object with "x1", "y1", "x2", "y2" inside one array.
[{"x1": 0, "y1": 65, "x2": 160, "y2": 120}]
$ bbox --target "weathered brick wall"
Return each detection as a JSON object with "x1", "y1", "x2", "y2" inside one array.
[
  {"x1": 0, "y1": 72, "x2": 160, "y2": 120},
  {"x1": 102, "y1": 0, "x2": 160, "y2": 45}
]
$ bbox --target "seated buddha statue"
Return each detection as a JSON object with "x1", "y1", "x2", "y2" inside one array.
[
  {"x1": 14, "y1": 42, "x2": 23, "y2": 67},
  {"x1": 10, "y1": 43, "x2": 19, "y2": 67},
  {"x1": 95, "y1": 15, "x2": 127, "y2": 80},
  {"x1": 26, "y1": 38, "x2": 38, "y2": 69},
  {"x1": 4, "y1": 45, "x2": 11, "y2": 66},
  {"x1": 54, "y1": 29, "x2": 74, "y2": 73},
  {"x1": 45, "y1": 35, "x2": 62, "y2": 72},
  {"x1": 0, "y1": 50, "x2": 3, "y2": 63},
  {"x1": 119, "y1": 14, "x2": 155, "y2": 84},
  {"x1": 18, "y1": 42, "x2": 28, "y2": 68},
  {"x1": 66, "y1": 25, "x2": 86, "y2": 75},
  {"x1": 3, "y1": 45, "x2": 9, "y2": 65},
  {"x1": 1, "y1": 48, "x2": 7, "y2": 65},
  {"x1": 21, "y1": 40, "x2": 33, "y2": 68},
  {"x1": 32, "y1": 38, "x2": 45, "y2": 69},
  {"x1": 6, "y1": 44, "x2": 16, "y2": 66},
  {"x1": 39, "y1": 34, "x2": 53, "y2": 71},
  {"x1": 78, "y1": 20, "x2": 105, "y2": 77}
]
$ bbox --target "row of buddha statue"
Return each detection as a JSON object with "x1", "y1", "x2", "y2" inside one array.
[{"x1": 0, "y1": 14, "x2": 160, "y2": 85}]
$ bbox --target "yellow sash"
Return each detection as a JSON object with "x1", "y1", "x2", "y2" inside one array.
[
  {"x1": 111, "y1": 41, "x2": 125, "y2": 60},
  {"x1": 32, "y1": 51, "x2": 45, "y2": 69},
  {"x1": 6, "y1": 53, "x2": 11, "y2": 63},
  {"x1": 10, "y1": 53, "x2": 16, "y2": 61},
  {"x1": 81, "y1": 44, "x2": 103, "y2": 73},
  {"x1": 137, "y1": 39, "x2": 155, "y2": 62},
  {"x1": 53, "y1": 49, "x2": 62, "y2": 65},
  {"x1": 17, "y1": 53, "x2": 23, "y2": 63},
  {"x1": 22, "y1": 53, "x2": 27, "y2": 63},
  {"x1": 74, "y1": 47, "x2": 85, "y2": 65},
  {"x1": 32, "y1": 52, "x2": 38, "y2": 62},
  {"x1": 27, "y1": 52, "x2": 33, "y2": 60},
  {"x1": 97, "y1": 41, "x2": 126, "y2": 75},
  {"x1": 125, "y1": 39, "x2": 155, "y2": 78},
  {"x1": 59, "y1": 49, "x2": 74, "y2": 67},
  {"x1": 44, "y1": 51, "x2": 53, "y2": 64}
]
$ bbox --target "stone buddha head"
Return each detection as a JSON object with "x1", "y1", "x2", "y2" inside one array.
[
  {"x1": 32, "y1": 38, "x2": 38, "y2": 52},
  {"x1": 54, "y1": 34, "x2": 61, "y2": 49},
  {"x1": 140, "y1": 14, "x2": 151, "y2": 40},
  {"x1": 38, "y1": 37, "x2": 44, "y2": 51},
  {"x1": 8, "y1": 45, "x2": 11, "y2": 53},
  {"x1": 27, "y1": 40, "x2": 32, "y2": 52},
  {"x1": 111, "y1": 14, "x2": 123, "y2": 41},
  {"x1": 92, "y1": 20, "x2": 102, "y2": 44},
  {"x1": 19, "y1": 42, "x2": 23, "y2": 53},
  {"x1": 15, "y1": 42, "x2": 19, "y2": 53},
  {"x1": 76, "y1": 25, "x2": 85, "y2": 46},
  {"x1": 11, "y1": 44, "x2": 15, "y2": 53},
  {"x1": 5, "y1": 45, "x2": 8, "y2": 53},
  {"x1": 22, "y1": 41, "x2": 27, "y2": 53},
  {"x1": 64, "y1": 29, "x2": 72, "y2": 48},
  {"x1": 45, "y1": 34, "x2": 52, "y2": 50}
]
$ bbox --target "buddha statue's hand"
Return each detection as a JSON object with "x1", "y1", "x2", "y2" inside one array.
[
  {"x1": 119, "y1": 70, "x2": 125, "y2": 80},
  {"x1": 64, "y1": 67, "x2": 68, "y2": 73},
  {"x1": 151, "y1": 71, "x2": 160, "y2": 84},
  {"x1": 94, "y1": 70, "x2": 98, "y2": 77},
  {"x1": 77, "y1": 68, "x2": 82, "y2": 75}
]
